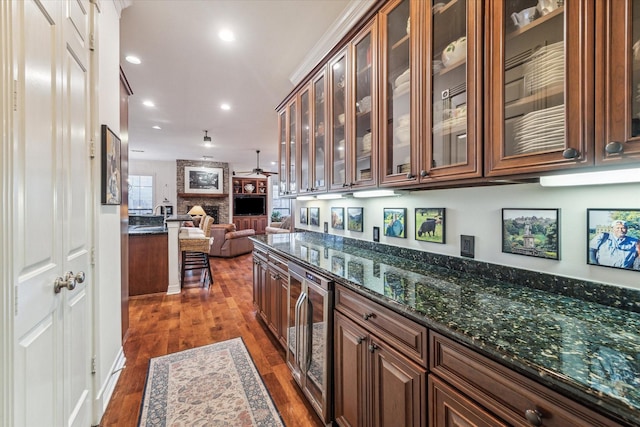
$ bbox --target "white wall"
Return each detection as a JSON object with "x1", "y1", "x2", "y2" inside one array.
[
  {"x1": 294, "y1": 181, "x2": 640, "y2": 291},
  {"x1": 94, "y1": 1, "x2": 125, "y2": 422},
  {"x1": 129, "y1": 160, "x2": 177, "y2": 209}
]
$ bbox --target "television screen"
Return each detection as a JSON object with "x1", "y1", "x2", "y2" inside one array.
[{"x1": 234, "y1": 196, "x2": 266, "y2": 216}]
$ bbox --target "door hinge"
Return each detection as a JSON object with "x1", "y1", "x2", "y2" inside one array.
[
  {"x1": 89, "y1": 139, "x2": 96, "y2": 158},
  {"x1": 91, "y1": 356, "x2": 96, "y2": 374},
  {"x1": 91, "y1": 247, "x2": 96, "y2": 266},
  {"x1": 13, "y1": 80, "x2": 18, "y2": 111},
  {"x1": 89, "y1": 32, "x2": 95, "y2": 51},
  {"x1": 14, "y1": 285, "x2": 19, "y2": 316}
]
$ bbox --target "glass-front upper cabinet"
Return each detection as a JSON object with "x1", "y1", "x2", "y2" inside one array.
[
  {"x1": 329, "y1": 48, "x2": 349, "y2": 190},
  {"x1": 278, "y1": 109, "x2": 288, "y2": 196},
  {"x1": 350, "y1": 19, "x2": 378, "y2": 188},
  {"x1": 288, "y1": 98, "x2": 297, "y2": 195},
  {"x1": 299, "y1": 84, "x2": 311, "y2": 193},
  {"x1": 312, "y1": 71, "x2": 328, "y2": 193},
  {"x1": 597, "y1": 0, "x2": 640, "y2": 164},
  {"x1": 380, "y1": 0, "x2": 415, "y2": 186},
  {"x1": 422, "y1": 0, "x2": 482, "y2": 182},
  {"x1": 485, "y1": 1, "x2": 594, "y2": 176}
]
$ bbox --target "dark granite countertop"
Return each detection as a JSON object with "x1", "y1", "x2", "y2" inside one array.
[
  {"x1": 251, "y1": 232, "x2": 640, "y2": 426},
  {"x1": 128, "y1": 225, "x2": 168, "y2": 235}
]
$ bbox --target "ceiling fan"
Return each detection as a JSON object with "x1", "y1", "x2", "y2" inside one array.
[{"x1": 235, "y1": 149, "x2": 279, "y2": 177}]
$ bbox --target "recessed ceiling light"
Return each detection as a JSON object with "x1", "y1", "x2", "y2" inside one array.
[
  {"x1": 220, "y1": 103, "x2": 231, "y2": 111},
  {"x1": 218, "y1": 29, "x2": 235, "y2": 42},
  {"x1": 204, "y1": 142, "x2": 213, "y2": 148},
  {"x1": 125, "y1": 55, "x2": 141, "y2": 64},
  {"x1": 131, "y1": 149, "x2": 145, "y2": 153},
  {"x1": 143, "y1": 100, "x2": 155, "y2": 107},
  {"x1": 152, "y1": 125, "x2": 161, "y2": 130}
]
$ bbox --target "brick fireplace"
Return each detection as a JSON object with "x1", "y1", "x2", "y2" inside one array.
[{"x1": 176, "y1": 159, "x2": 230, "y2": 224}]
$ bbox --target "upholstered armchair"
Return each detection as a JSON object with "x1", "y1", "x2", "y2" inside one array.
[
  {"x1": 265, "y1": 216, "x2": 292, "y2": 234},
  {"x1": 209, "y1": 224, "x2": 256, "y2": 257}
]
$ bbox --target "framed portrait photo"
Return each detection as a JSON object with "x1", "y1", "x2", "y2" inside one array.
[
  {"x1": 101, "y1": 125, "x2": 121, "y2": 205},
  {"x1": 587, "y1": 209, "x2": 640, "y2": 271},
  {"x1": 502, "y1": 208, "x2": 559, "y2": 260},
  {"x1": 383, "y1": 208, "x2": 406, "y2": 238},
  {"x1": 347, "y1": 207, "x2": 364, "y2": 232},
  {"x1": 184, "y1": 166, "x2": 223, "y2": 194},
  {"x1": 331, "y1": 207, "x2": 345, "y2": 230},
  {"x1": 309, "y1": 207, "x2": 320, "y2": 226},
  {"x1": 300, "y1": 207, "x2": 308, "y2": 225},
  {"x1": 415, "y1": 208, "x2": 445, "y2": 243}
]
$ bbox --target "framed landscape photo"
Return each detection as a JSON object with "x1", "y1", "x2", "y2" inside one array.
[
  {"x1": 415, "y1": 208, "x2": 445, "y2": 243},
  {"x1": 309, "y1": 207, "x2": 320, "y2": 226},
  {"x1": 384, "y1": 208, "x2": 406, "y2": 238},
  {"x1": 331, "y1": 207, "x2": 345, "y2": 230},
  {"x1": 347, "y1": 207, "x2": 364, "y2": 232},
  {"x1": 502, "y1": 208, "x2": 559, "y2": 260},
  {"x1": 101, "y1": 125, "x2": 122, "y2": 205},
  {"x1": 587, "y1": 209, "x2": 640, "y2": 271},
  {"x1": 300, "y1": 207, "x2": 308, "y2": 225},
  {"x1": 184, "y1": 166, "x2": 223, "y2": 194}
]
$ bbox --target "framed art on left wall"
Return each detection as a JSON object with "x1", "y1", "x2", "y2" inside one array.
[{"x1": 101, "y1": 125, "x2": 121, "y2": 205}]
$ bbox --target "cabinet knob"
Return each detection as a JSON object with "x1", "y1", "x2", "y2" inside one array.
[
  {"x1": 368, "y1": 343, "x2": 378, "y2": 353},
  {"x1": 524, "y1": 409, "x2": 543, "y2": 426},
  {"x1": 605, "y1": 141, "x2": 624, "y2": 154},
  {"x1": 357, "y1": 337, "x2": 365, "y2": 344},
  {"x1": 362, "y1": 312, "x2": 374, "y2": 321},
  {"x1": 420, "y1": 170, "x2": 428, "y2": 178},
  {"x1": 562, "y1": 148, "x2": 579, "y2": 159},
  {"x1": 406, "y1": 172, "x2": 415, "y2": 179}
]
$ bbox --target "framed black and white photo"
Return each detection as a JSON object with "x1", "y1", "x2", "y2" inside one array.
[
  {"x1": 587, "y1": 209, "x2": 640, "y2": 271},
  {"x1": 300, "y1": 207, "x2": 308, "y2": 225},
  {"x1": 347, "y1": 207, "x2": 364, "y2": 232},
  {"x1": 101, "y1": 125, "x2": 121, "y2": 205},
  {"x1": 415, "y1": 208, "x2": 445, "y2": 243},
  {"x1": 331, "y1": 207, "x2": 345, "y2": 230},
  {"x1": 502, "y1": 208, "x2": 559, "y2": 260},
  {"x1": 184, "y1": 166, "x2": 223, "y2": 194}
]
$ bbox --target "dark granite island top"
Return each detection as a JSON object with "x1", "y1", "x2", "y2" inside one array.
[{"x1": 251, "y1": 232, "x2": 640, "y2": 426}]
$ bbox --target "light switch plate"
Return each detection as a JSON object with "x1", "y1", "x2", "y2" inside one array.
[
  {"x1": 461, "y1": 235, "x2": 475, "y2": 258},
  {"x1": 324, "y1": 222, "x2": 328, "y2": 233},
  {"x1": 373, "y1": 226, "x2": 380, "y2": 242}
]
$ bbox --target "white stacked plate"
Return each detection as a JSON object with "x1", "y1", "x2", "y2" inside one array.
[
  {"x1": 523, "y1": 41, "x2": 564, "y2": 95},
  {"x1": 511, "y1": 104, "x2": 565, "y2": 154}
]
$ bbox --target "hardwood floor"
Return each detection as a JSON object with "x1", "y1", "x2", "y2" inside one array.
[{"x1": 100, "y1": 253, "x2": 323, "y2": 427}]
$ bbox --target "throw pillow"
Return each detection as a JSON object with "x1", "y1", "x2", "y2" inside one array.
[{"x1": 280, "y1": 216, "x2": 291, "y2": 229}]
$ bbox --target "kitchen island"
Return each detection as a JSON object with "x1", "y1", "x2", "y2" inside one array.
[{"x1": 251, "y1": 232, "x2": 640, "y2": 426}]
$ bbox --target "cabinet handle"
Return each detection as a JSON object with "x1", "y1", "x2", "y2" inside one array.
[
  {"x1": 368, "y1": 343, "x2": 378, "y2": 353},
  {"x1": 357, "y1": 337, "x2": 365, "y2": 344},
  {"x1": 420, "y1": 170, "x2": 428, "y2": 177},
  {"x1": 524, "y1": 409, "x2": 543, "y2": 426},
  {"x1": 605, "y1": 141, "x2": 624, "y2": 154},
  {"x1": 362, "y1": 312, "x2": 374, "y2": 321},
  {"x1": 406, "y1": 172, "x2": 415, "y2": 179},
  {"x1": 562, "y1": 148, "x2": 579, "y2": 159}
]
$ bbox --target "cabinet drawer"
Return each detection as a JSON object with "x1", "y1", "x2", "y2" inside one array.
[
  {"x1": 429, "y1": 332, "x2": 623, "y2": 427},
  {"x1": 268, "y1": 252, "x2": 288, "y2": 274},
  {"x1": 335, "y1": 285, "x2": 427, "y2": 367},
  {"x1": 253, "y1": 244, "x2": 268, "y2": 260}
]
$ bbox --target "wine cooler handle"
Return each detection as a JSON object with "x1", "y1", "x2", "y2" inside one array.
[
  {"x1": 306, "y1": 296, "x2": 313, "y2": 371},
  {"x1": 294, "y1": 292, "x2": 305, "y2": 367}
]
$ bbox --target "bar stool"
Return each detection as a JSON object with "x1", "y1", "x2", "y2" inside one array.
[{"x1": 179, "y1": 216, "x2": 213, "y2": 288}]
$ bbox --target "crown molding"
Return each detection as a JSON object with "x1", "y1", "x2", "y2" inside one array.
[{"x1": 288, "y1": 0, "x2": 376, "y2": 85}]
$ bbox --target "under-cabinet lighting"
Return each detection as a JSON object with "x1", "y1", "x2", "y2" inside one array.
[
  {"x1": 539, "y1": 168, "x2": 640, "y2": 187},
  {"x1": 316, "y1": 193, "x2": 346, "y2": 200},
  {"x1": 296, "y1": 195, "x2": 315, "y2": 201},
  {"x1": 352, "y1": 190, "x2": 403, "y2": 198}
]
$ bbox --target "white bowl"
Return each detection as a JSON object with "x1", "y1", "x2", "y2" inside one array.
[
  {"x1": 442, "y1": 36, "x2": 466, "y2": 67},
  {"x1": 396, "y1": 126, "x2": 410, "y2": 144},
  {"x1": 338, "y1": 113, "x2": 345, "y2": 125}
]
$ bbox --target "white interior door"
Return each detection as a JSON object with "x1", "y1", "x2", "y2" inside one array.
[{"x1": 12, "y1": 1, "x2": 92, "y2": 426}]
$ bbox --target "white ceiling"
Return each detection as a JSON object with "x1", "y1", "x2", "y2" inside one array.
[{"x1": 120, "y1": 0, "x2": 374, "y2": 176}]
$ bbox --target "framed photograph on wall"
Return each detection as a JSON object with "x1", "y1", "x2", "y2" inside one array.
[
  {"x1": 415, "y1": 208, "x2": 445, "y2": 243},
  {"x1": 502, "y1": 208, "x2": 559, "y2": 260},
  {"x1": 101, "y1": 125, "x2": 122, "y2": 205},
  {"x1": 347, "y1": 207, "x2": 364, "y2": 232},
  {"x1": 587, "y1": 209, "x2": 640, "y2": 271},
  {"x1": 184, "y1": 166, "x2": 223, "y2": 194},
  {"x1": 383, "y1": 208, "x2": 406, "y2": 238},
  {"x1": 331, "y1": 207, "x2": 344, "y2": 230},
  {"x1": 309, "y1": 207, "x2": 320, "y2": 226},
  {"x1": 300, "y1": 207, "x2": 308, "y2": 225}
]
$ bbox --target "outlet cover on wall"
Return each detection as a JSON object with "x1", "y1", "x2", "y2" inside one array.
[
  {"x1": 461, "y1": 235, "x2": 475, "y2": 258},
  {"x1": 373, "y1": 226, "x2": 380, "y2": 242},
  {"x1": 324, "y1": 222, "x2": 328, "y2": 233}
]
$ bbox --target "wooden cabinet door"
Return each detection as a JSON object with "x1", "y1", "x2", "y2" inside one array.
[
  {"x1": 277, "y1": 275, "x2": 288, "y2": 349},
  {"x1": 258, "y1": 259, "x2": 268, "y2": 321},
  {"x1": 266, "y1": 267, "x2": 280, "y2": 335},
  {"x1": 370, "y1": 337, "x2": 427, "y2": 427},
  {"x1": 312, "y1": 70, "x2": 328, "y2": 193},
  {"x1": 596, "y1": 0, "x2": 640, "y2": 164},
  {"x1": 329, "y1": 48, "x2": 350, "y2": 190},
  {"x1": 252, "y1": 255, "x2": 261, "y2": 308},
  {"x1": 485, "y1": 1, "x2": 595, "y2": 176},
  {"x1": 429, "y1": 375, "x2": 507, "y2": 427},
  {"x1": 334, "y1": 312, "x2": 369, "y2": 427},
  {"x1": 299, "y1": 83, "x2": 312, "y2": 193}
]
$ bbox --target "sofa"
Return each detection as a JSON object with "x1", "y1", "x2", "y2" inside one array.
[
  {"x1": 209, "y1": 223, "x2": 256, "y2": 257},
  {"x1": 265, "y1": 216, "x2": 292, "y2": 234}
]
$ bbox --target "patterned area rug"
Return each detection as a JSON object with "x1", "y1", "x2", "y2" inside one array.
[{"x1": 138, "y1": 337, "x2": 285, "y2": 426}]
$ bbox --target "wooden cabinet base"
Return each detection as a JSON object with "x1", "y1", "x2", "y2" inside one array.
[{"x1": 128, "y1": 233, "x2": 168, "y2": 295}]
